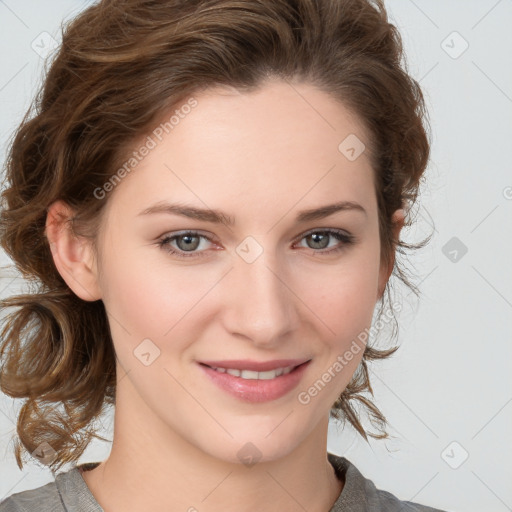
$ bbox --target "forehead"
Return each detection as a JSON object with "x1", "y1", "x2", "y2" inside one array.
[
  {"x1": 169, "y1": 79, "x2": 371, "y2": 157},
  {"x1": 102, "y1": 79, "x2": 376, "y2": 224}
]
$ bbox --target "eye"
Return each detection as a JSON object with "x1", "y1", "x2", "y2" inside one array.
[
  {"x1": 156, "y1": 228, "x2": 355, "y2": 259},
  {"x1": 294, "y1": 228, "x2": 355, "y2": 255},
  {"x1": 157, "y1": 231, "x2": 215, "y2": 258}
]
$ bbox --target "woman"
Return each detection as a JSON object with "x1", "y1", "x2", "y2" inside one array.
[{"x1": 0, "y1": 0, "x2": 445, "y2": 510}]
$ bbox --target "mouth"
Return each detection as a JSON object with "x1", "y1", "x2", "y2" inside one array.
[
  {"x1": 198, "y1": 361, "x2": 310, "y2": 381},
  {"x1": 197, "y1": 359, "x2": 312, "y2": 403}
]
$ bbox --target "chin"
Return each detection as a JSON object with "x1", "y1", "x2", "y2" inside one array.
[{"x1": 192, "y1": 422, "x2": 310, "y2": 466}]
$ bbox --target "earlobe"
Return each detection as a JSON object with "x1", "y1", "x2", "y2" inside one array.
[
  {"x1": 45, "y1": 200, "x2": 102, "y2": 302},
  {"x1": 377, "y1": 208, "x2": 406, "y2": 301}
]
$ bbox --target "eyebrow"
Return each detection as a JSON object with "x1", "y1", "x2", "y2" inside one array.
[{"x1": 137, "y1": 200, "x2": 367, "y2": 225}]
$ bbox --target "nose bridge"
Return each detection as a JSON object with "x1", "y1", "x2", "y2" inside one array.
[{"x1": 225, "y1": 239, "x2": 297, "y2": 345}]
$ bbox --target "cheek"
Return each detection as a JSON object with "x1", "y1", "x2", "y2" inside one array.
[
  {"x1": 294, "y1": 243, "x2": 381, "y2": 394},
  {"x1": 99, "y1": 240, "x2": 185, "y2": 324},
  {"x1": 310, "y1": 277, "x2": 376, "y2": 376},
  {"x1": 296, "y1": 246, "x2": 381, "y2": 333},
  {"x1": 100, "y1": 231, "x2": 381, "y2": 360},
  {"x1": 98, "y1": 248, "x2": 219, "y2": 361}
]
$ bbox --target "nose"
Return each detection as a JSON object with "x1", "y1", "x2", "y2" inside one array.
[{"x1": 222, "y1": 245, "x2": 299, "y2": 348}]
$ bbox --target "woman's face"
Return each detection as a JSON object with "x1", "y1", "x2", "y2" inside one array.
[{"x1": 84, "y1": 79, "x2": 400, "y2": 464}]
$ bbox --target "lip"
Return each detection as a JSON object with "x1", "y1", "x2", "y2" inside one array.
[
  {"x1": 197, "y1": 358, "x2": 311, "y2": 372},
  {"x1": 197, "y1": 359, "x2": 312, "y2": 403}
]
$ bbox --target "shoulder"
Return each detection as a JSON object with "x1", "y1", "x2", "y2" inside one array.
[
  {"x1": 0, "y1": 463, "x2": 101, "y2": 512},
  {"x1": 0, "y1": 479, "x2": 61, "y2": 512},
  {"x1": 327, "y1": 452, "x2": 449, "y2": 512}
]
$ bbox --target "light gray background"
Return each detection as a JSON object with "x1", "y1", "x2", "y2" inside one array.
[{"x1": 0, "y1": 1, "x2": 511, "y2": 511}]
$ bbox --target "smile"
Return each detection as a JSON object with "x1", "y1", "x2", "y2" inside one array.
[
  {"x1": 205, "y1": 364, "x2": 296, "y2": 380},
  {"x1": 197, "y1": 360, "x2": 311, "y2": 402}
]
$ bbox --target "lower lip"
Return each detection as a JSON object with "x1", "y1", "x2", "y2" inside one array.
[{"x1": 198, "y1": 361, "x2": 311, "y2": 403}]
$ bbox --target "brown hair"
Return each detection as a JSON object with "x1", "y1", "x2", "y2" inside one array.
[{"x1": 0, "y1": 0, "x2": 431, "y2": 472}]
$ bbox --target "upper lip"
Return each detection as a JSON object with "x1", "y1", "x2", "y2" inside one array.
[{"x1": 198, "y1": 358, "x2": 311, "y2": 372}]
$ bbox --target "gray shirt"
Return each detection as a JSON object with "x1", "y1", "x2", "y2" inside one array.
[{"x1": 0, "y1": 453, "x2": 448, "y2": 511}]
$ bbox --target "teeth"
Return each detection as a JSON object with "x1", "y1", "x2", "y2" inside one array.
[{"x1": 211, "y1": 365, "x2": 296, "y2": 380}]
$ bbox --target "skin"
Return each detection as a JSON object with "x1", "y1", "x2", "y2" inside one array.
[{"x1": 46, "y1": 78, "x2": 404, "y2": 512}]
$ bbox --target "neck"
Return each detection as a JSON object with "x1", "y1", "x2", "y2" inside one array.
[{"x1": 81, "y1": 372, "x2": 344, "y2": 512}]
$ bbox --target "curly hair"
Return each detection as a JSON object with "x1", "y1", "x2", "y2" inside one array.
[{"x1": 0, "y1": 0, "x2": 431, "y2": 473}]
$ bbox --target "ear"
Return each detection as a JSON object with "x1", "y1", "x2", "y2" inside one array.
[
  {"x1": 45, "y1": 200, "x2": 102, "y2": 301},
  {"x1": 377, "y1": 208, "x2": 405, "y2": 301}
]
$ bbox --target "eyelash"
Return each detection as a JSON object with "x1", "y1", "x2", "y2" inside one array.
[{"x1": 156, "y1": 229, "x2": 355, "y2": 259}]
